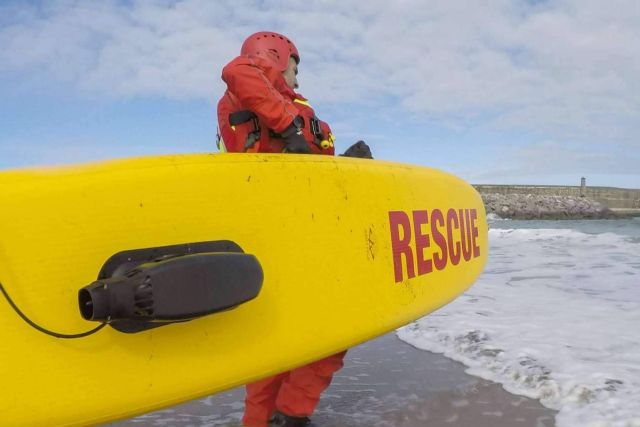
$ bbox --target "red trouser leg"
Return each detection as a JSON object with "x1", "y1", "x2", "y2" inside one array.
[
  {"x1": 242, "y1": 372, "x2": 287, "y2": 427},
  {"x1": 275, "y1": 351, "x2": 347, "y2": 417},
  {"x1": 242, "y1": 351, "x2": 347, "y2": 425}
]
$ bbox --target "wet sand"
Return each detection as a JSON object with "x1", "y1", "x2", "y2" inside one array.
[{"x1": 111, "y1": 332, "x2": 557, "y2": 426}]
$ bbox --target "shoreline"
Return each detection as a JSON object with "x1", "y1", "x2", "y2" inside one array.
[{"x1": 110, "y1": 332, "x2": 557, "y2": 427}]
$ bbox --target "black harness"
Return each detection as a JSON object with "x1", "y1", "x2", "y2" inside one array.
[{"x1": 228, "y1": 110, "x2": 326, "y2": 151}]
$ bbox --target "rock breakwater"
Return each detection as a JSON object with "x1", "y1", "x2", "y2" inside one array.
[{"x1": 481, "y1": 193, "x2": 616, "y2": 219}]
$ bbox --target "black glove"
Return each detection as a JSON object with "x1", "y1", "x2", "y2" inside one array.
[
  {"x1": 341, "y1": 140, "x2": 373, "y2": 159},
  {"x1": 281, "y1": 117, "x2": 311, "y2": 154}
]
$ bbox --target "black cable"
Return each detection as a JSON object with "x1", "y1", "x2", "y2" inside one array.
[{"x1": 0, "y1": 281, "x2": 106, "y2": 339}]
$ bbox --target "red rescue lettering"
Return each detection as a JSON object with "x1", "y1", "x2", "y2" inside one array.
[
  {"x1": 389, "y1": 208, "x2": 481, "y2": 283},
  {"x1": 471, "y1": 209, "x2": 481, "y2": 258},
  {"x1": 388, "y1": 211, "x2": 415, "y2": 283},
  {"x1": 413, "y1": 210, "x2": 433, "y2": 276},
  {"x1": 446, "y1": 208, "x2": 461, "y2": 266},
  {"x1": 431, "y1": 209, "x2": 448, "y2": 270},
  {"x1": 460, "y1": 208, "x2": 472, "y2": 261}
]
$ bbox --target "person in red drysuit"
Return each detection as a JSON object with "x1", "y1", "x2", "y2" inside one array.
[
  {"x1": 217, "y1": 31, "x2": 370, "y2": 427},
  {"x1": 218, "y1": 32, "x2": 336, "y2": 157}
]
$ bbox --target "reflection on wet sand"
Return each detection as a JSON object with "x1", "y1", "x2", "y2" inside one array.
[{"x1": 111, "y1": 332, "x2": 556, "y2": 427}]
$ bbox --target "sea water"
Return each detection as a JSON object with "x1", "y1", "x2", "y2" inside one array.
[{"x1": 397, "y1": 217, "x2": 640, "y2": 427}]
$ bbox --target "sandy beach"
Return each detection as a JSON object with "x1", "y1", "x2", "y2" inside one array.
[{"x1": 110, "y1": 332, "x2": 556, "y2": 427}]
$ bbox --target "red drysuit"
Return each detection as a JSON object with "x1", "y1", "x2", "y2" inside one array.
[
  {"x1": 242, "y1": 352, "x2": 347, "y2": 426},
  {"x1": 218, "y1": 53, "x2": 335, "y2": 156},
  {"x1": 217, "y1": 51, "x2": 343, "y2": 427}
]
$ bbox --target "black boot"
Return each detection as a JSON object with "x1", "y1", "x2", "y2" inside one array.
[{"x1": 268, "y1": 410, "x2": 311, "y2": 427}]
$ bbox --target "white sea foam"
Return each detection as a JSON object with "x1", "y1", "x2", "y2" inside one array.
[{"x1": 398, "y1": 225, "x2": 640, "y2": 427}]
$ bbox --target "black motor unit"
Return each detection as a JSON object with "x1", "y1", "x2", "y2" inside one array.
[{"x1": 79, "y1": 241, "x2": 263, "y2": 333}]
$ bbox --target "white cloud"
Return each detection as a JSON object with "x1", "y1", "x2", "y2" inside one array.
[
  {"x1": 470, "y1": 139, "x2": 640, "y2": 185},
  {"x1": 1, "y1": 0, "x2": 639, "y2": 171}
]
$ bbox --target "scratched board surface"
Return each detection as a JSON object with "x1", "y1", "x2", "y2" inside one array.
[{"x1": 0, "y1": 153, "x2": 487, "y2": 426}]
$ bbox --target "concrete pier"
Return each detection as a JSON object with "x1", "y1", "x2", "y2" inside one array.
[{"x1": 473, "y1": 184, "x2": 640, "y2": 219}]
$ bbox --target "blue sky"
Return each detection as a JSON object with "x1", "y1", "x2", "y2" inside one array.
[{"x1": 1, "y1": 0, "x2": 638, "y2": 188}]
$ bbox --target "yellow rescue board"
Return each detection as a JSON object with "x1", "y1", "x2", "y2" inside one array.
[{"x1": 0, "y1": 153, "x2": 487, "y2": 426}]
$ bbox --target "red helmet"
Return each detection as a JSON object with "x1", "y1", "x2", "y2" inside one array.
[{"x1": 241, "y1": 31, "x2": 300, "y2": 72}]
